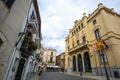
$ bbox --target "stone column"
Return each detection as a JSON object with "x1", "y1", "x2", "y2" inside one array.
[
  {"x1": 82, "y1": 54, "x2": 85, "y2": 72},
  {"x1": 76, "y1": 55, "x2": 78, "y2": 72}
]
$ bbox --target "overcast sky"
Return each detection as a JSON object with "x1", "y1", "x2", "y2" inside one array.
[{"x1": 37, "y1": 0, "x2": 120, "y2": 55}]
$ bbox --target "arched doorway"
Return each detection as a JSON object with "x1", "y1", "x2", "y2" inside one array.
[
  {"x1": 72, "y1": 56, "x2": 76, "y2": 71},
  {"x1": 78, "y1": 54, "x2": 83, "y2": 72},
  {"x1": 84, "y1": 52, "x2": 91, "y2": 72}
]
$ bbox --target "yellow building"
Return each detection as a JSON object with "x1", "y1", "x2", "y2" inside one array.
[{"x1": 65, "y1": 3, "x2": 120, "y2": 78}]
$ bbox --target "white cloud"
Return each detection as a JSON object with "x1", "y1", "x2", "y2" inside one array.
[{"x1": 38, "y1": 0, "x2": 120, "y2": 55}]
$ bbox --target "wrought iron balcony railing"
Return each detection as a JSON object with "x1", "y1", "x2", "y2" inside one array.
[{"x1": 68, "y1": 42, "x2": 88, "y2": 53}]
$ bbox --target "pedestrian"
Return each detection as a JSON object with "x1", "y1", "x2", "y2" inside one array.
[
  {"x1": 61, "y1": 68, "x2": 64, "y2": 73},
  {"x1": 80, "y1": 71, "x2": 82, "y2": 76},
  {"x1": 63, "y1": 68, "x2": 64, "y2": 74}
]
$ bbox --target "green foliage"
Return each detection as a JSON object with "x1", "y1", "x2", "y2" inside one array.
[
  {"x1": 23, "y1": 32, "x2": 38, "y2": 51},
  {"x1": 29, "y1": 41, "x2": 38, "y2": 50},
  {"x1": 24, "y1": 34, "x2": 29, "y2": 40}
]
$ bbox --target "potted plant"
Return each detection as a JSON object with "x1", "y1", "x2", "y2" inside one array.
[{"x1": 29, "y1": 41, "x2": 37, "y2": 51}]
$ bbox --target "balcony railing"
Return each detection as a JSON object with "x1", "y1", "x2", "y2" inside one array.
[
  {"x1": 28, "y1": 19, "x2": 38, "y2": 34},
  {"x1": 20, "y1": 47, "x2": 34, "y2": 56},
  {"x1": 68, "y1": 42, "x2": 88, "y2": 54}
]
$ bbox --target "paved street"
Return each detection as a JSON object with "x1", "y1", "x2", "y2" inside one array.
[{"x1": 40, "y1": 72, "x2": 93, "y2": 80}]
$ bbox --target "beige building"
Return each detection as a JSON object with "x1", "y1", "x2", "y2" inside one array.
[
  {"x1": 39, "y1": 44, "x2": 45, "y2": 64},
  {"x1": 56, "y1": 52, "x2": 65, "y2": 69},
  {"x1": 43, "y1": 48, "x2": 56, "y2": 66},
  {"x1": 65, "y1": 3, "x2": 120, "y2": 78},
  {"x1": 0, "y1": 0, "x2": 41, "y2": 80},
  {"x1": 38, "y1": 44, "x2": 46, "y2": 71},
  {"x1": 39, "y1": 46, "x2": 57, "y2": 71}
]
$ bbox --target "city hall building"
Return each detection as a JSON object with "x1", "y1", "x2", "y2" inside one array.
[{"x1": 65, "y1": 3, "x2": 120, "y2": 78}]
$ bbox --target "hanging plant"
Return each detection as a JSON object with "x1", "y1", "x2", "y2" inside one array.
[
  {"x1": 29, "y1": 41, "x2": 38, "y2": 51},
  {"x1": 24, "y1": 32, "x2": 32, "y2": 41},
  {"x1": 24, "y1": 34, "x2": 29, "y2": 40}
]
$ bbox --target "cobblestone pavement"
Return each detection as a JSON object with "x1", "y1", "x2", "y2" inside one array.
[{"x1": 40, "y1": 72, "x2": 93, "y2": 80}]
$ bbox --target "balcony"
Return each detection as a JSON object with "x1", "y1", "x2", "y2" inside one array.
[
  {"x1": 28, "y1": 19, "x2": 38, "y2": 34},
  {"x1": 20, "y1": 31, "x2": 38, "y2": 57},
  {"x1": 20, "y1": 47, "x2": 34, "y2": 57},
  {"x1": 68, "y1": 42, "x2": 88, "y2": 54}
]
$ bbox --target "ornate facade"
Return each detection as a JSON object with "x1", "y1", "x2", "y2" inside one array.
[{"x1": 65, "y1": 3, "x2": 120, "y2": 78}]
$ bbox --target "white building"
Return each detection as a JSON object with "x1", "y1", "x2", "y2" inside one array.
[{"x1": 0, "y1": 0, "x2": 41, "y2": 80}]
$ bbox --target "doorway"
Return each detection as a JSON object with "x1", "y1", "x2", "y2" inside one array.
[
  {"x1": 78, "y1": 54, "x2": 83, "y2": 72},
  {"x1": 84, "y1": 52, "x2": 91, "y2": 72},
  {"x1": 15, "y1": 58, "x2": 25, "y2": 80},
  {"x1": 72, "y1": 56, "x2": 76, "y2": 71}
]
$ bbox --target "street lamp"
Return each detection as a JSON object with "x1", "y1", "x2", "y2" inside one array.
[
  {"x1": 96, "y1": 40, "x2": 110, "y2": 80},
  {"x1": 101, "y1": 50, "x2": 110, "y2": 80}
]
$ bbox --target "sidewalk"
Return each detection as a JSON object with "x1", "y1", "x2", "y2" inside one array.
[{"x1": 65, "y1": 72, "x2": 120, "y2": 80}]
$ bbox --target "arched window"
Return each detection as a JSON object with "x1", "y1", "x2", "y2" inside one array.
[{"x1": 78, "y1": 26, "x2": 80, "y2": 30}]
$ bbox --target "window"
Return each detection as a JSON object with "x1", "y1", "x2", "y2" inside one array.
[
  {"x1": 81, "y1": 23, "x2": 83, "y2": 28},
  {"x1": 74, "y1": 30, "x2": 76, "y2": 34},
  {"x1": 2, "y1": 0, "x2": 16, "y2": 9},
  {"x1": 93, "y1": 19, "x2": 97, "y2": 25},
  {"x1": 31, "y1": 10, "x2": 35, "y2": 19},
  {"x1": 64, "y1": 55, "x2": 65, "y2": 58},
  {"x1": 76, "y1": 28, "x2": 78, "y2": 32},
  {"x1": 77, "y1": 40, "x2": 79, "y2": 45},
  {"x1": 50, "y1": 57, "x2": 53, "y2": 62},
  {"x1": 82, "y1": 36, "x2": 86, "y2": 43},
  {"x1": 68, "y1": 46, "x2": 69, "y2": 50},
  {"x1": 51, "y1": 52, "x2": 53, "y2": 56},
  {"x1": 94, "y1": 29, "x2": 101, "y2": 40},
  {"x1": 78, "y1": 26, "x2": 80, "y2": 30},
  {"x1": 98, "y1": 50, "x2": 108, "y2": 63}
]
